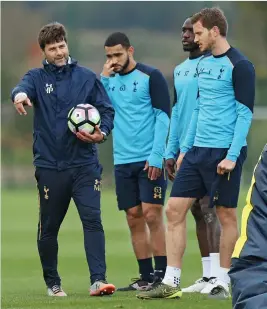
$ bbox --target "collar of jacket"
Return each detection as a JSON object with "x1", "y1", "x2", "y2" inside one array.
[{"x1": 42, "y1": 56, "x2": 78, "y2": 72}]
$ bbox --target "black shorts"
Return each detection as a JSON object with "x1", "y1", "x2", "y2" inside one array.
[
  {"x1": 170, "y1": 146, "x2": 247, "y2": 208},
  {"x1": 114, "y1": 161, "x2": 168, "y2": 211}
]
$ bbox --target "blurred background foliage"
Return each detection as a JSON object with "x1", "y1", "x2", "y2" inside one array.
[{"x1": 1, "y1": 1, "x2": 267, "y2": 188}]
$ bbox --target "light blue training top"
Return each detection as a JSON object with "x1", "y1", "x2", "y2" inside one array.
[{"x1": 101, "y1": 63, "x2": 170, "y2": 168}]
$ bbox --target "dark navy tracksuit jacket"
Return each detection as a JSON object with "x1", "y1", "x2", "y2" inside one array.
[{"x1": 11, "y1": 58, "x2": 114, "y2": 170}]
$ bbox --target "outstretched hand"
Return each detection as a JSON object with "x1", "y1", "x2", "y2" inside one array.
[{"x1": 13, "y1": 93, "x2": 32, "y2": 115}]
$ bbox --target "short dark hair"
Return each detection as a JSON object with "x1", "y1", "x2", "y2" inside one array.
[
  {"x1": 104, "y1": 32, "x2": 131, "y2": 48},
  {"x1": 191, "y1": 7, "x2": 228, "y2": 37},
  {"x1": 38, "y1": 22, "x2": 67, "y2": 50}
]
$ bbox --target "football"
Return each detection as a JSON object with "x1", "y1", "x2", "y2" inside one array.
[{"x1": 68, "y1": 104, "x2": 101, "y2": 134}]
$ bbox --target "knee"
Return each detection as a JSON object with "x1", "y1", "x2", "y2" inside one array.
[
  {"x1": 165, "y1": 198, "x2": 187, "y2": 224},
  {"x1": 217, "y1": 207, "x2": 237, "y2": 226},
  {"x1": 126, "y1": 207, "x2": 143, "y2": 229},
  {"x1": 38, "y1": 219, "x2": 61, "y2": 239},
  {"x1": 143, "y1": 206, "x2": 161, "y2": 227},
  {"x1": 80, "y1": 208, "x2": 103, "y2": 232}
]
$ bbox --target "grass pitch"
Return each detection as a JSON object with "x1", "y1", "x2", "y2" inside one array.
[{"x1": 2, "y1": 187, "x2": 246, "y2": 309}]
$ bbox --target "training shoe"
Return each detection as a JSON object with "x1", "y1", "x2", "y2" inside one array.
[
  {"x1": 182, "y1": 277, "x2": 209, "y2": 293},
  {"x1": 208, "y1": 279, "x2": 230, "y2": 299},
  {"x1": 117, "y1": 278, "x2": 153, "y2": 291},
  {"x1": 200, "y1": 277, "x2": 218, "y2": 294},
  {"x1": 89, "y1": 280, "x2": 116, "y2": 296},
  {"x1": 137, "y1": 282, "x2": 182, "y2": 299},
  {"x1": 47, "y1": 285, "x2": 67, "y2": 296}
]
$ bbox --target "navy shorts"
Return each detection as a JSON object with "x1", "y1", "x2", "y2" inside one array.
[
  {"x1": 170, "y1": 147, "x2": 247, "y2": 208},
  {"x1": 114, "y1": 161, "x2": 168, "y2": 211}
]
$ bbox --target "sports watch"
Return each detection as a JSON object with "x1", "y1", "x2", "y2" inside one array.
[{"x1": 98, "y1": 131, "x2": 107, "y2": 144}]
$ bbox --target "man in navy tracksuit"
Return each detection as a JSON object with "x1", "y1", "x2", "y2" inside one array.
[{"x1": 11, "y1": 22, "x2": 115, "y2": 297}]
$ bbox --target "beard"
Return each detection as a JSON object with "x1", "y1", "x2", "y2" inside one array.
[
  {"x1": 50, "y1": 54, "x2": 69, "y2": 66},
  {"x1": 203, "y1": 33, "x2": 215, "y2": 51},
  {"x1": 114, "y1": 56, "x2": 130, "y2": 73},
  {"x1": 200, "y1": 41, "x2": 213, "y2": 52}
]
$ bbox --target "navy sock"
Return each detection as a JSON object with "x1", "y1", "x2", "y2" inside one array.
[
  {"x1": 154, "y1": 256, "x2": 167, "y2": 279},
  {"x1": 137, "y1": 258, "x2": 154, "y2": 282}
]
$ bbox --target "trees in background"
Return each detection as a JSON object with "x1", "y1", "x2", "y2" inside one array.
[{"x1": 1, "y1": 2, "x2": 266, "y2": 186}]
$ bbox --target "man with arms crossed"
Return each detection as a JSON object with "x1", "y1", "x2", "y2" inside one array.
[
  {"x1": 11, "y1": 22, "x2": 115, "y2": 297},
  {"x1": 101, "y1": 32, "x2": 170, "y2": 291},
  {"x1": 165, "y1": 17, "x2": 221, "y2": 294},
  {"x1": 138, "y1": 7, "x2": 255, "y2": 300}
]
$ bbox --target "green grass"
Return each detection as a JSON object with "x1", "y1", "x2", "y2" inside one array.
[{"x1": 2, "y1": 188, "x2": 247, "y2": 309}]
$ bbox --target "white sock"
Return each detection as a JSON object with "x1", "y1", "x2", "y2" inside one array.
[
  {"x1": 218, "y1": 267, "x2": 230, "y2": 285},
  {"x1": 162, "y1": 266, "x2": 181, "y2": 287},
  {"x1": 209, "y1": 253, "x2": 220, "y2": 278},
  {"x1": 201, "y1": 257, "x2": 211, "y2": 279}
]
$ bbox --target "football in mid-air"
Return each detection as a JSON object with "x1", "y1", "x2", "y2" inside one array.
[{"x1": 68, "y1": 104, "x2": 101, "y2": 134}]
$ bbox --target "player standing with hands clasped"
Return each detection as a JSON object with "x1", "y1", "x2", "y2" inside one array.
[
  {"x1": 101, "y1": 32, "x2": 170, "y2": 291},
  {"x1": 11, "y1": 22, "x2": 116, "y2": 297}
]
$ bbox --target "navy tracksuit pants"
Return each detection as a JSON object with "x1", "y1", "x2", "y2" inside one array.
[{"x1": 35, "y1": 163, "x2": 106, "y2": 287}]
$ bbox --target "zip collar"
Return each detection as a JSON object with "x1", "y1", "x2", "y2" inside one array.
[{"x1": 43, "y1": 56, "x2": 77, "y2": 72}]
